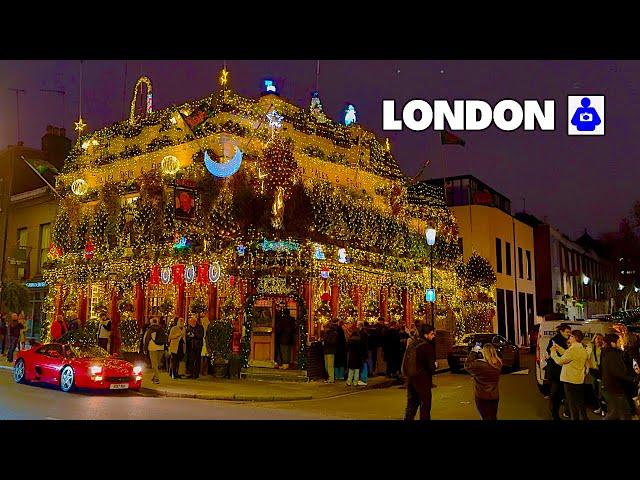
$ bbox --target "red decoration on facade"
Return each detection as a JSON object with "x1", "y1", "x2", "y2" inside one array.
[
  {"x1": 172, "y1": 264, "x2": 185, "y2": 285},
  {"x1": 197, "y1": 262, "x2": 209, "y2": 284},
  {"x1": 229, "y1": 275, "x2": 235, "y2": 287},
  {"x1": 321, "y1": 291, "x2": 331, "y2": 303},
  {"x1": 84, "y1": 238, "x2": 95, "y2": 260},
  {"x1": 149, "y1": 265, "x2": 160, "y2": 285}
]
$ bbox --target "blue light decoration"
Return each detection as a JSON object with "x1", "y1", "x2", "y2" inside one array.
[
  {"x1": 344, "y1": 104, "x2": 357, "y2": 126},
  {"x1": 173, "y1": 236, "x2": 191, "y2": 251},
  {"x1": 321, "y1": 268, "x2": 330, "y2": 279},
  {"x1": 25, "y1": 281, "x2": 47, "y2": 288},
  {"x1": 266, "y1": 109, "x2": 284, "y2": 130},
  {"x1": 185, "y1": 264, "x2": 196, "y2": 284},
  {"x1": 208, "y1": 262, "x2": 221, "y2": 283},
  {"x1": 262, "y1": 79, "x2": 278, "y2": 96},
  {"x1": 204, "y1": 147, "x2": 243, "y2": 178},
  {"x1": 237, "y1": 244, "x2": 246, "y2": 256},
  {"x1": 425, "y1": 288, "x2": 436, "y2": 303},
  {"x1": 261, "y1": 239, "x2": 300, "y2": 252},
  {"x1": 161, "y1": 267, "x2": 172, "y2": 285},
  {"x1": 314, "y1": 243, "x2": 326, "y2": 260}
]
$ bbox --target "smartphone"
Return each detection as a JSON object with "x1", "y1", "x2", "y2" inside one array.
[{"x1": 634, "y1": 359, "x2": 638, "y2": 370}]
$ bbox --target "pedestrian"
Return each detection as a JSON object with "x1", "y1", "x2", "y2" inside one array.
[
  {"x1": 402, "y1": 323, "x2": 437, "y2": 420},
  {"x1": 613, "y1": 323, "x2": 640, "y2": 414},
  {"x1": 600, "y1": 332, "x2": 639, "y2": 420},
  {"x1": 363, "y1": 321, "x2": 375, "y2": 375},
  {"x1": 17, "y1": 313, "x2": 26, "y2": 351},
  {"x1": 274, "y1": 301, "x2": 284, "y2": 367},
  {"x1": 322, "y1": 320, "x2": 338, "y2": 383},
  {"x1": 168, "y1": 317, "x2": 186, "y2": 379},
  {"x1": 587, "y1": 333, "x2": 605, "y2": 416},
  {"x1": 6, "y1": 314, "x2": 22, "y2": 363},
  {"x1": 278, "y1": 307, "x2": 296, "y2": 369},
  {"x1": 545, "y1": 323, "x2": 571, "y2": 420},
  {"x1": 358, "y1": 321, "x2": 369, "y2": 385},
  {"x1": 139, "y1": 317, "x2": 150, "y2": 356},
  {"x1": 375, "y1": 317, "x2": 388, "y2": 375},
  {"x1": 0, "y1": 314, "x2": 7, "y2": 355},
  {"x1": 97, "y1": 313, "x2": 112, "y2": 353},
  {"x1": 465, "y1": 343, "x2": 502, "y2": 420},
  {"x1": 200, "y1": 315, "x2": 211, "y2": 376},
  {"x1": 398, "y1": 321, "x2": 410, "y2": 371},
  {"x1": 66, "y1": 313, "x2": 79, "y2": 332},
  {"x1": 346, "y1": 328, "x2": 367, "y2": 386},
  {"x1": 334, "y1": 320, "x2": 347, "y2": 381},
  {"x1": 550, "y1": 329, "x2": 589, "y2": 420},
  {"x1": 384, "y1": 320, "x2": 401, "y2": 378},
  {"x1": 50, "y1": 314, "x2": 68, "y2": 342},
  {"x1": 143, "y1": 316, "x2": 165, "y2": 384},
  {"x1": 185, "y1": 315, "x2": 204, "y2": 379}
]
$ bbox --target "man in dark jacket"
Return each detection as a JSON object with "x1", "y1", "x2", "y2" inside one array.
[
  {"x1": 278, "y1": 308, "x2": 296, "y2": 369},
  {"x1": 546, "y1": 323, "x2": 571, "y2": 420},
  {"x1": 322, "y1": 321, "x2": 339, "y2": 383},
  {"x1": 404, "y1": 324, "x2": 437, "y2": 420},
  {"x1": 6, "y1": 314, "x2": 23, "y2": 363},
  {"x1": 185, "y1": 316, "x2": 204, "y2": 379},
  {"x1": 0, "y1": 315, "x2": 7, "y2": 355},
  {"x1": 384, "y1": 321, "x2": 401, "y2": 378},
  {"x1": 601, "y1": 333, "x2": 639, "y2": 420}
]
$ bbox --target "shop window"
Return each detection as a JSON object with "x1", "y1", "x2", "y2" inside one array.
[
  {"x1": 38, "y1": 223, "x2": 51, "y2": 273},
  {"x1": 17, "y1": 227, "x2": 28, "y2": 279}
]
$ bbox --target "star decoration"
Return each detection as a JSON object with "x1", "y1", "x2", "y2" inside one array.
[
  {"x1": 219, "y1": 68, "x2": 229, "y2": 87},
  {"x1": 266, "y1": 109, "x2": 283, "y2": 130},
  {"x1": 74, "y1": 117, "x2": 87, "y2": 133}
]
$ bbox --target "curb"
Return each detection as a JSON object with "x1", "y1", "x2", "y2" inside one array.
[
  {"x1": 140, "y1": 387, "x2": 313, "y2": 402},
  {"x1": 0, "y1": 365, "x2": 13, "y2": 371}
]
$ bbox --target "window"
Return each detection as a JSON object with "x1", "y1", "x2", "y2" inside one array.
[
  {"x1": 506, "y1": 290, "x2": 515, "y2": 343},
  {"x1": 496, "y1": 238, "x2": 503, "y2": 273},
  {"x1": 518, "y1": 247, "x2": 524, "y2": 279},
  {"x1": 505, "y1": 242, "x2": 512, "y2": 276},
  {"x1": 38, "y1": 223, "x2": 51, "y2": 272},
  {"x1": 458, "y1": 237, "x2": 464, "y2": 256},
  {"x1": 17, "y1": 227, "x2": 28, "y2": 279},
  {"x1": 526, "y1": 250, "x2": 532, "y2": 280},
  {"x1": 89, "y1": 284, "x2": 104, "y2": 321},
  {"x1": 496, "y1": 289, "x2": 506, "y2": 338}
]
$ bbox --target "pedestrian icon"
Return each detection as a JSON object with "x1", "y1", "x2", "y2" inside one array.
[
  {"x1": 567, "y1": 95, "x2": 605, "y2": 136},
  {"x1": 571, "y1": 97, "x2": 601, "y2": 131}
]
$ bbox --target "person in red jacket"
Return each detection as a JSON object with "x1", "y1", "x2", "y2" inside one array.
[{"x1": 50, "y1": 315, "x2": 68, "y2": 342}]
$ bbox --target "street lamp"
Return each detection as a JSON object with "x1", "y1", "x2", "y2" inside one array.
[{"x1": 426, "y1": 228, "x2": 437, "y2": 326}]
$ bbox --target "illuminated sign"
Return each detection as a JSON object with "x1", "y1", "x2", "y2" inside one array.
[
  {"x1": 25, "y1": 281, "x2": 47, "y2": 288},
  {"x1": 344, "y1": 104, "x2": 357, "y2": 126},
  {"x1": 425, "y1": 288, "x2": 436, "y2": 303},
  {"x1": 263, "y1": 79, "x2": 278, "y2": 95},
  {"x1": 261, "y1": 239, "x2": 300, "y2": 252},
  {"x1": 257, "y1": 276, "x2": 291, "y2": 295},
  {"x1": 314, "y1": 244, "x2": 325, "y2": 260}
]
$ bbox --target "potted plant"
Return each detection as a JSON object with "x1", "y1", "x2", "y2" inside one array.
[{"x1": 206, "y1": 319, "x2": 233, "y2": 378}]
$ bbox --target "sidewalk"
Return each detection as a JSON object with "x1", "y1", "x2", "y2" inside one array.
[{"x1": 0, "y1": 355, "x2": 449, "y2": 402}]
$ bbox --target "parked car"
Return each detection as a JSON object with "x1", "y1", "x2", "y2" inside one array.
[
  {"x1": 448, "y1": 333, "x2": 520, "y2": 373},
  {"x1": 13, "y1": 343, "x2": 143, "y2": 393}
]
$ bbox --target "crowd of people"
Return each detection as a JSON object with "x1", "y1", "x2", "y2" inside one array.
[
  {"x1": 0, "y1": 312, "x2": 31, "y2": 363},
  {"x1": 545, "y1": 322, "x2": 640, "y2": 420}
]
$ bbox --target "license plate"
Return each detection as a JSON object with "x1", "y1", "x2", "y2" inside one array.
[{"x1": 109, "y1": 383, "x2": 129, "y2": 390}]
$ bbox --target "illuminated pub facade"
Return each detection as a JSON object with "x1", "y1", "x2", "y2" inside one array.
[{"x1": 44, "y1": 72, "x2": 461, "y2": 372}]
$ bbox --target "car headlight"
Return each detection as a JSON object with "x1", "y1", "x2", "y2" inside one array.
[
  {"x1": 133, "y1": 365, "x2": 143, "y2": 375},
  {"x1": 90, "y1": 365, "x2": 103, "y2": 375}
]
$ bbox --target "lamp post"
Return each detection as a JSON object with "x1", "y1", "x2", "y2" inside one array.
[{"x1": 426, "y1": 228, "x2": 437, "y2": 326}]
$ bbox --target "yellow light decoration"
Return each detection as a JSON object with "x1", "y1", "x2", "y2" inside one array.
[
  {"x1": 71, "y1": 178, "x2": 88, "y2": 196},
  {"x1": 74, "y1": 117, "x2": 87, "y2": 133},
  {"x1": 219, "y1": 68, "x2": 229, "y2": 87},
  {"x1": 161, "y1": 155, "x2": 180, "y2": 175}
]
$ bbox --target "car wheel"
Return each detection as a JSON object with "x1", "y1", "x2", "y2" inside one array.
[
  {"x1": 60, "y1": 365, "x2": 75, "y2": 392},
  {"x1": 14, "y1": 358, "x2": 26, "y2": 384}
]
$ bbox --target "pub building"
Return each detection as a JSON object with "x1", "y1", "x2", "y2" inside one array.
[{"x1": 44, "y1": 70, "x2": 461, "y2": 379}]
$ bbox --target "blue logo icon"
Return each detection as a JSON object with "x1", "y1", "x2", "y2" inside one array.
[
  {"x1": 570, "y1": 97, "x2": 601, "y2": 132},
  {"x1": 425, "y1": 288, "x2": 436, "y2": 303}
]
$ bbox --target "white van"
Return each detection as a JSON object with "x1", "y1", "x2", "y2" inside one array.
[{"x1": 535, "y1": 319, "x2": 615, "y2": 394}]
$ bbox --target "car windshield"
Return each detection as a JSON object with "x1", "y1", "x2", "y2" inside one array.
[{"x1": 67, "y1": 345, "x2": 110, "y2": 359}]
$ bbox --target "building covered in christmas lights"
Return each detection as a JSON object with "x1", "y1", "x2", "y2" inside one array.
[{"x1": 43, "y1": 70, "x2": 489, "y2": 375}]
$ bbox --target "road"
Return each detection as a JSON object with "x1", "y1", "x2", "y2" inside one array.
[{"x1": 0, "y1": 354, "x2": 557, "y2": 420}]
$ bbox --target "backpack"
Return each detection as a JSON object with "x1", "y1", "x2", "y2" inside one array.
[
  {"x1": 402, "y1": 338, "x2": 425, "y2": 377},
  {"x1": 152, "y1": 327, "x2": 168, "y2": 346}
]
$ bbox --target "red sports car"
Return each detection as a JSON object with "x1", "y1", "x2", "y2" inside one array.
[{"x1": 13, "y1": 343, "x2": 143, "y2": 392}]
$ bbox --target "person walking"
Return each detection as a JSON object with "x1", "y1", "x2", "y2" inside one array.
[
  {"x1": 375, "y1": 317, "x2": 388, "y2": 375},
  {"x1": 50, "y1": 314, "x2": 68, "y2": 342},
  {"x1": 6, "y1": 314, "x2": 22, "y2": 363},
  {"x1": 465, "y1": 343, "x2": 502, "y2": 420},
  {"x1": 97, "y1": 313, "x2": 112, "y2": 353},
  {"x1": 322, "y1": 320, "x2": 338, "y2": 383},
  {"x1": 587, "y1": 333, "x2": 605, "y2": 416},
  {"x1": 613, "y1": 323, "x2": 640, "y2": 414},
  {"x1": 545, "y1": 323, "x2": 571, "y2": 420},
  {"x1": 185, "y1": 315, "x2": 204, "y2": 379},
  {"x1": 346, "y1": 329, "x2": 367, "y2": 386},
  {"x1": 550, "y1": 329, "x2": 589, "y2": 420},
  {"x1": 384, "y1": 321, "x2": 401, "y2": 378},
  {"x1": 0, "y1": 314, "x2": 6, "y2": 355},
  {"x1": 358, "y1": 321, "x2": 369, "y2": 385},
  {"x1": 168, "y1": 317, "x2": 186, "y2": 379},
  {"x1": 17, "y1": 313, "x2": 26, "y2": 351},
  {"x1": 334, "y1": 320, "x2": 347, "y2": 381},
  {"x1": 600, "y1": 333, "x2": 639, "y2": 420},
  {"x1": 143, "y1": 316, "x2": 165, "y2": 384},
  {"x1": 200, "y1": 316, "x2": 211, "y2": 376},
  {"x1": 279, "y1": 308, "x2": 296, "y2": 369},
  {"x1": 403, "y1": 324, "x2": 437, "y2": 420}
]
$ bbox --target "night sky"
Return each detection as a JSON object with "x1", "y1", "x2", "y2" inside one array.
[{"x1": 1, "y1": 60, "x2": 638, "y2": 239}]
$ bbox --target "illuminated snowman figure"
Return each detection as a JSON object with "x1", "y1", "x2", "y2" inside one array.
[{"x1": 344, "y1": 104, "x2": 357, "y2": 126}]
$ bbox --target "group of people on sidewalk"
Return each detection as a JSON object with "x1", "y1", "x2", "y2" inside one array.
[
  {"x1": 0, "y1": 312, "x2": 30, "y2": 363},
  {"x1": 321, "y1": 317, "x2": 412, "y2": 386},
  {"x1": 546, "y1": 322, "x2": 640, "y2": 420},
  {"x1": 141, "y1": 314, "x2": 208, "y2": 384}
]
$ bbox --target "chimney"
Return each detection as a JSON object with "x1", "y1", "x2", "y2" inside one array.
[{"x1": 41, "y1": 125, "x2": 71, "y2": 171}]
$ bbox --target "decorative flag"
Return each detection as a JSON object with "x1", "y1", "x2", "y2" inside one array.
[
  {"x1": 149, "y1": 265, "x2": 160, "y2": 285},
  {"x1": 440, "y1": 130, "x2": 466, "y2": 146},
  {"x1": 172, "y1": 264, "x2": 185, "y2": 285},
  {"x1": 24, "y1": 157, "x2": 59, "y2": 175},
  {"x1": 180, "y1": 106, "x2": 210, "y2": 132},
  {"x1": 196, "y1": 262, "x2": 209, "y2": 285}
]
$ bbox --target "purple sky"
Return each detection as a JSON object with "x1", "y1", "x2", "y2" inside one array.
[{"x1": 1, "y1": 60, "x2": 638, "y2": 239}]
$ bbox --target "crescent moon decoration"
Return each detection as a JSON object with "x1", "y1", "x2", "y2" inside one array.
[
  {"x1": 208, "y1": 262, "x2": 221, "y2": 283},
  {"x1": 185, "y1": 265, "x2": 196, "y2": 284},
  {"x1": 161, "y1": 267, "x2": 172, "y2": 285},
  {"x1": 204, "y1": 146, "x2": 243, "y2": 178}
]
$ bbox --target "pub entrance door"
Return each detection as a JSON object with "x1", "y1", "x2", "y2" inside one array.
[{"x1": 249, "y1": 295, "x2": 298, "y2": 368}]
